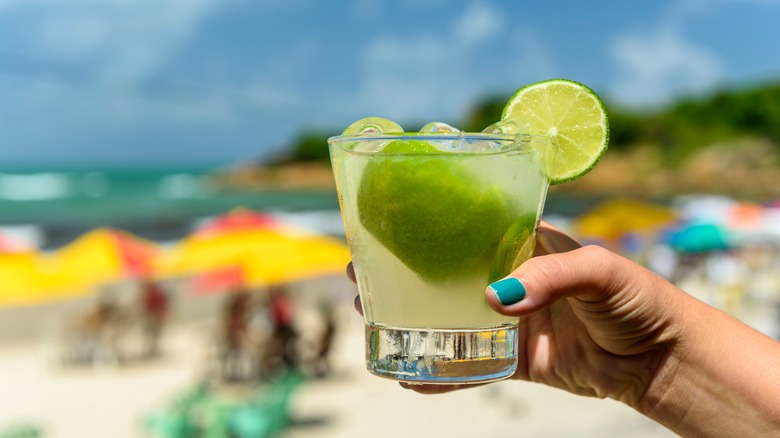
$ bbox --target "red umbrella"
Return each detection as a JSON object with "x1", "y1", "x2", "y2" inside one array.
[{"x1": 196, "y1": 208, "x2": 282, "y2": 237}]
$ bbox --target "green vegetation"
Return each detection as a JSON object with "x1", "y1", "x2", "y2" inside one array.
[
  {"x1": 466, "y1": 80, "x2": 780, "y2": 166},
  {"x1": 286, "y1": 80, "x2": 780, "y2": 166},
  {"x1": 286, "y1": 129, "x2": 340, "y2": 163}
]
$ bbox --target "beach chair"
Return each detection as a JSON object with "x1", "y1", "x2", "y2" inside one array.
[
  {"x1": 229, "y1": 370, "x2": 305, "y2": 438},
  {"x1": 144, "y1": 380, "x2": 210, "y2": 438},
  {"x1": 0, "y1": 424, "x2": 43, "y2": 438}
]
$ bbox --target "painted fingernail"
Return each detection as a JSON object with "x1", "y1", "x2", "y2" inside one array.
[{"x1": 489, "y1": 277, "x2": 526, "y2": 305}]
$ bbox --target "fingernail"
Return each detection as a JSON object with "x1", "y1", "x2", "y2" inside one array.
[{"x1": 489, "y1": 277, "x2": 526, "y2": 305}]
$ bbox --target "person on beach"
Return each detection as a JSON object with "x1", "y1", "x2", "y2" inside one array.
[
  {"x1": 139, "y1": 278, "x2": 169, "y2": 358},
  {"x1": 348, "y1": 221, "x2": 780, "y2": 437},
  {"x1": 220, "y1": 288, "x2": 252, "y2": 381},
  {"x1": 268, "y1": 284, "x2": 299, "y2": 369}
]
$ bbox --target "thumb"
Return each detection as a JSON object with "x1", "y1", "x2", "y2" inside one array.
[{"x1": 485, "y1": 245, "x2": 636, "y2": 316}]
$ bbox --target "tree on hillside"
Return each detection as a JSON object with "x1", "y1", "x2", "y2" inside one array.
[
  {"x1": 284, "y1": 80, "x2": 780, "y2": 166},
  {"x1": 287, "y1": 130, "x2": 337, "y2": 163}
]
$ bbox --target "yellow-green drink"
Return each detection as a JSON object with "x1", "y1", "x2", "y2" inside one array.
[{"x1": 329, "y1": 131, "x2": 549, "y2": 383}]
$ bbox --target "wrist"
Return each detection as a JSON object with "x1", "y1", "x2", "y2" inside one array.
[{"x1": 634, "y1": 293, "x2": 780, "y2": 436}]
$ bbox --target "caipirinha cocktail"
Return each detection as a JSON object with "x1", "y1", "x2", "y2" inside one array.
[
  {"x1": 329, "y1": 79, "x2": 609, "y2": 383},
  {"x1": 332, "y1": 133, "x2": 547, "y2": 329}
]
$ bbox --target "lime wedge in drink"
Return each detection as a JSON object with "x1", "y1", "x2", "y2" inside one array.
[
  {"x1": 499, "y1": 78, "x2": 609, "y2": 184},
  {"x1": 488, "y1": 214, "x2": 537, "y2": 283},
  {"x1": 357, "y1": 138, "x2": 513, "y2": 282}
]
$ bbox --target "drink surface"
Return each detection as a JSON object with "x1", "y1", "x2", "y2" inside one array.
[{"x1": 330, "y1": 134, "x2": 548, "y2": 329}]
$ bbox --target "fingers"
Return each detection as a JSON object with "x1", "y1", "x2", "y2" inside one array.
[
  {"x1": 486, "y1": 245, "x2": 631, "y2": 316},
  {"x1": 354, "y1": 295, "x2": 364, "y2": 316},
  {"x1": 347, "y1": 262, "x2": 364, "y2": 316},
  {"x1": 399, "y1": 382, "x2": 479, "y2": 394},
  {"x1": 534, "y1": 221, "x2": 583, "y2": 256}
]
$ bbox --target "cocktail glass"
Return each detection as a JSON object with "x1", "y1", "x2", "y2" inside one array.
[{"x1": 329, "y1": 132, "x2": 549, "y2": 384}]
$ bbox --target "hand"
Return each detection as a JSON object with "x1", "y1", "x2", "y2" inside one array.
[
  {"x1": 484, "y1": 224, "x2": 678, "y2": 405},
  {"x1": 348, "y1": 221, "x2": 780, "y2": 436},
  {"x1": 347, "y1": 221, "x2": 677, "y2": 404}
]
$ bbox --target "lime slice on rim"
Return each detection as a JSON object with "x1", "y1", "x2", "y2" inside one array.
[{"x1": 501, "y1": 78, "x2": 609, "y2": 184}]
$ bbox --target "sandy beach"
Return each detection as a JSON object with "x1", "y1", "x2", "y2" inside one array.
[{"x1": 0, "y1": 294, "x2": 678, "y2": 438}]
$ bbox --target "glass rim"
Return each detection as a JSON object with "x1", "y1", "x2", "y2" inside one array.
[{"x1": 327, "y1": 132, "x2": 545, "y2": 144}]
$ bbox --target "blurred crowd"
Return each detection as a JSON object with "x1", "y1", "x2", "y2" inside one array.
[
  {"x1": 564, "y1": 195, "x2": 780, "y2": 337},
  {"x1": 215, "y1": 284, "x2": 337, "y2": 383},
  {"x1": 60, "y1": 278, "x2": 171, "y2": 367},
  {"x1": 59, "y1": 280, "x2": 339, "y2": 383}
]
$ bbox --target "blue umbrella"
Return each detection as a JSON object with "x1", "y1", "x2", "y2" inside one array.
[{"x1": 665, "y1": 223, "x2": 730, "y2": 253}]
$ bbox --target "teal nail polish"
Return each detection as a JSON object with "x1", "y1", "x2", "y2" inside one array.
[{"x1": 489, "y1": 277, "x2": 526, "y2": 305}]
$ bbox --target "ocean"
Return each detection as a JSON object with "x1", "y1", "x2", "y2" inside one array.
[
  {"x1": 0, "y1": 167, "x2": 341, "y2": 249},
  {"x1": 0, "y1": 166, "x2": 600, "y2": 250}
]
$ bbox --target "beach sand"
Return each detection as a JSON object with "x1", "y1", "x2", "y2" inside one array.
[{"x1": 0, "y1": 300, "x2": 676, "y2": 438}]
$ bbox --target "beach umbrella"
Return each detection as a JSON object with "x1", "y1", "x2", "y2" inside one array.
[
  {"x1": 0, "y1": 227, "x2": 160, "y2": 306},
  {"x1": 0, "y1": 232, "x2": 36, "y2": 282},
  {"x1": 0, "y1": 252, "x2": 47, "y2": 305},
  {"x1": 47, "y1": 228, "x2": 160, "y2": 281},
  {"x1": 725, "y1": 201, "x2": 765, "y2": 231},
  {"x1": 155, "y1": 209, "x2": 350, "y2": 290},
  {"x1": 196, "y1": 208, "x2": 279, "y2": 236},
  {"x1": 664, "y1": 222, "x2": 731, "y2": 254},
  {"x1": 0, "y1": 232, "x2": 54, "y2": 306},
  {"x1": 237, "y1": 229, "x2": 350, "y2": 286},
  {"x1": 572, "y1": 198, "x2": 679, "y2": 243}
]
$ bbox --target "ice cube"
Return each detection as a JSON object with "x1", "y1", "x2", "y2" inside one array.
[
  {"x1": 420, "y1": 122, "x2": 460, "y2": 133},
  {"x1": 353, "y1": 140, "x2": 389, "y2": 153},
  {"x1": 482, "y1": 119, "x2": 524, "y2": 134},
  {"x1": 343, "y1": 117, "x2": 403, "y2": 135},
  {"x1": 342, "y1": 117, "x2": 403, "y2": 152},
  {"x1": 419, "y1": 122, "x2": 462, "y2": 151}
]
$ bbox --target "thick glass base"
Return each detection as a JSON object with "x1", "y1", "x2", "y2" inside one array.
[{"x1": 365, "y1": 324, "x2": 518, "y2": 384}]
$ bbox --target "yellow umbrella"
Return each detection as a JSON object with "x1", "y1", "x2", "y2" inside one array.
[
  {"x1": 45, "y1": 228, "x2": 161, "y2": 290},
  {"x1": 0, "y1": 251, "x2": 49, "y2": 305},
  {"x1": 239, "y1": 230, "x2": 350, "y2": 285},
  {"x1": 155, "y1": 210, "x2": 350, "y2": 289},
  {"x1": 0, "y1": 232, "x2": 61, "y2": 306},
  {"x1": 0, "y1": 228, "x2": 162, "y2": 306},
  {"x1": 572, "y1": 198, "x2": 678, "y2": 243}
]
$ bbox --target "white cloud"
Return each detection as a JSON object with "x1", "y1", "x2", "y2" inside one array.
[
  {"x1": 356, "y1": 35, "x2": 464, "y2": 120},
  {"x1": 506, "y1": 26, "x2": 556, "y2": 81},
  {"x1": 0, "y1": 0, "x2": 228, "y2": 130},
  {"x1": 348, "y1": 2, "x2": 535, "y2": 125},
  {"x1": 609, "y1": 0, "x2": 728, "y2": 109},
  {"x1": 607, "y1": 0, "x2": 780, "y2": 107},
  {"x1": 16, "y1": 0, "x2": 216, "y2": 81},
  {"x1": 455, "y1": 2, "x2": 503, "y2": 46},
  {"x1": 611, "y1": 30, "x2": 721, "y2": 107}
]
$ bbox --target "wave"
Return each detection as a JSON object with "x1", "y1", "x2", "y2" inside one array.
[
  {"x1": 0, "y1": 173, "x2": 76, "y2": 201},
  {"x1": 0, "y1": 170, "x2": 207, "y2": 201}
]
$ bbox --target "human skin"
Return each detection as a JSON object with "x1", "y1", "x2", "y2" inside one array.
[{"x1": 347, "y1": 221, "x2": 780, "y2": 437}]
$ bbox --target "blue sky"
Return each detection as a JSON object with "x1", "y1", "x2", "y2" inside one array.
[{"x1": 1, "y1": 0, "x2": 779, "y2": 168}]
